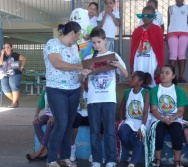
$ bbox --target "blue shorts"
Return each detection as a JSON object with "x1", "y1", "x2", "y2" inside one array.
[
  {"x1": 1, "y1": 74, "x2": 22, "y2": 93},
  {"x1": 106, "y1": 38, "x2": 114, "y2": 52}
]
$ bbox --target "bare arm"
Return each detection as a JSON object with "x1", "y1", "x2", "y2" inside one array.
[
  {"x1": 169, "y1": 106, "x2": 185, "y2": 123},
  {"x1": 151, "y1": 104, "x2": 170, "y2": 124},
  {"x1": 109, "y1": 12, "x2": 120, "y2": 26},
  {"x1": 110, "y1": 60, "x2": 128, "y2": 78},
  {"x1": 141, "y1": 91, "x2": 150, "y2": 125},
  {"x1": 0, "y1": 49, "x2": 5, "y2": 65},
  {"x1": 151, "y1": 104, "x2": 161, "y2": 120},
  {"x1": 48, "y1": 53, "x2": 83, "y2": 71},
  {"x1": 137, "y1": 91, "x2": 150, "y2": 141},
  {"x1": 32, "y1": 106, "x2": 42, "y2": 124},
  {"x1": 98, "y1": 11, "x2": 108, "y2": 28},
  {"x1": 19, "y1": 55, "x2": 26, "y2": 71}
]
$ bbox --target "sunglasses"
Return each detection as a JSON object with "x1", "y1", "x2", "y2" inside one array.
[{"x1": 136, "y1": 14, "x2": 156, "y2": 20}]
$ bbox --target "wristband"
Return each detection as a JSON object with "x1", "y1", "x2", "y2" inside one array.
[{"x1": 34, "y1": 114, "x2": 39, "y2": 117}]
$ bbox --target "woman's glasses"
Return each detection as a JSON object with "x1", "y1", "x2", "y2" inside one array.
[{"x1": 136, "y1": 14, "x2": 156, "y2": 20}]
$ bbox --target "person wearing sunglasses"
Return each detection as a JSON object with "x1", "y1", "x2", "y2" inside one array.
[
  {"x1": 138, "y1": 0, "x2": 164, "y2": 32},
  {"x1": 130, "y1": 6, "x2": 164, "y2": 88},
  {"x1": 167, "y1": 0, "x2": 188, "y2": 83}
]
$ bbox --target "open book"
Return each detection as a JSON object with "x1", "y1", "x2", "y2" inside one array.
[{"x1": 82, "y1": 53, "x2": 117, "y2": 74}]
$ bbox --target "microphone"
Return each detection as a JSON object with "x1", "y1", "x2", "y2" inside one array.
[{"x1": 92, "y1": 50, "x2": 98, "y2": 58}]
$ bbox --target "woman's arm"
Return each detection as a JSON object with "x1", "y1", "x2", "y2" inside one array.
[
  {"x1": 0, "y1": 49, "x2": 5, "y2": 65},
  {"x1": 19, "y1": 55, "x2": 26, "y2": 71},
  {"x1": 48, "y1": 53, "x2": 83, "y2": 71}
]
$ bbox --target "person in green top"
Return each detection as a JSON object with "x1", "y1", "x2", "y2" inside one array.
[
  {"x1": 26, "y1": 89, "x2": 54, "y2": 161},
  {"x1": 150, "y1": 64, "x2": 188, "y2": 167}
]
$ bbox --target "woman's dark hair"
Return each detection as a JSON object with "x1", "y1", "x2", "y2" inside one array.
[
  {"x1": 90, "y1": 27, "x2": 106, "y2": 40},
  {"x1": 57, "y1": 21, "x2": 81, "y2": 35},
  {"x1": 142, "y1": 6, "x2": 155, "y2": 14},
  {"x1": 135, "y1": 71, "x2": 152, "y2": 89},
  {"x1": 162, "y1": 64, "x2": 178, "y2": 85},
  {"x1": 147, "y1": 0, "x2": 158, "y2": 8},
  {"x1": 4, "y1": 43, "x2": 12, "y2": 48},
  {"x1": 88, "y1": 2, "x2": 98, "y2": 10}
]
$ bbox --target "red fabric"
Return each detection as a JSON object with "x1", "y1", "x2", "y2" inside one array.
[
  {"x1": 130, "y1": 24, "x2": 164, "y2": 70},
  {"x1": 139, "y1": 30, "x2": 149, "y2": 52},
  {"x1": 115, "y1": 120, "x2": 124, "y2": 162}
]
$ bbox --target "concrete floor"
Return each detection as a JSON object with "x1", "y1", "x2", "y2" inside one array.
[{"x1": 0, "y1": 88, "x2": 175, "y2": 167}]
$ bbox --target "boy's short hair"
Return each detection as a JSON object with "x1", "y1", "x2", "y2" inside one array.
[
  {"x1": 90, "y1": 27, "x2": 106, "y2": 40},
  {"x1": 88, "y1": 2, "x2": 98, "y2": 10},
  {"x1": 142, "y1": 6, "x2": 155, "y2": 14}
]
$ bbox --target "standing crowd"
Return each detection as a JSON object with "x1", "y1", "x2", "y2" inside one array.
[{"x1": 8, "y1": 0, "x2": 187, "y2": 167}]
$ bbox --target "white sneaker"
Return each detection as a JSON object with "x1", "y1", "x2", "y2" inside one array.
[
  {"x1": 105, "y1": 162, "x2": 116, "y2": 167},
  {"x1": 128, "y1": 163, "x2": 135, "y2": 167},
  {"x1": 70, "y1": 145, "x2": 76, "y2": 161},
  {"x1": 46, "y1": 161, "x2": 60, "y2": 167},
  {"x1": 91, "y1": 162, "x2": 101, "y2": 167},
  {"x1": 89, "y1": 154, "x2": 93, "y2": 162},
  {"x1": 89, "y1": 154, "x2": 105, "y2": 164}
]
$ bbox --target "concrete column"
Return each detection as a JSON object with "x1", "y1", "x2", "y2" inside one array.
[
  {"x1": 53, "y1": 28, "x2": 59, "y2": 38},
  {"x1": 0, "y1": 22, "x2": 2, "y2": 49},
  {"x1": 76, "y1": 0, "x2": 82, "y2": 8}
]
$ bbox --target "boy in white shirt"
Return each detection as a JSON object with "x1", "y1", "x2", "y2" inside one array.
[{"x1": 82, "y1": 27, "x2": 128, "y2": 167}]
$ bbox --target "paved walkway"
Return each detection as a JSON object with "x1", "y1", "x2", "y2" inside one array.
[{"x1": 0, "y1": 91, "x2": 174, "y2": 167}]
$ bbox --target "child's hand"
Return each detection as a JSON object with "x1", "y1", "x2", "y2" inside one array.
[
  {"x1": 137, "y1": 129, "x2": 144, "y2": 142},
  {"x1": 48, "y1": 117, "x2": 54, "y2": 126},
  {"x1": 110, "y1": 60, "x2": 120, "y2": 68},
  {"x1": 169, "y1": 115, "x2": 176, "y2": 123},
  {"x1": 108, "y1": 9, "x2": 113, "y2": 15},
  {"x1": 33, "y1": 116, "x2": 40, "y2": 124},
  {"x1": 81, "y1": 69, "x2": 92, "y2": 76},
  {"x1": 162, "y1": 116, "x2": 171, "y2": 125}
]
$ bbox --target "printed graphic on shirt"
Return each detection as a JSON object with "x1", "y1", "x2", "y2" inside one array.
[
  {"x1": 79, "y1": 98, "x2": 87, "y2": 111},
  {"x1": 128, "y1": 100, "x2": 143, "y2": 120},
  {"x1": 159, "y1": 95, "x2": 175, "y2": 114},
  {"x1": 45, "y1": 102, "x2": 51, "y2": 115},
  {"x1": 137, "y1": 41, "x2": 151, "y2": 55},
  {"x1": 91, "y1": 72, "x2": 113, "y2": 89},
  {"x1": 7, "y1": 57, "x2": 15, "y2": 75}
]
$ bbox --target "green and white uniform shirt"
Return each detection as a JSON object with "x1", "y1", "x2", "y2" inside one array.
[
  {"x1": 150, "y1": 84, "x2": 188, "y2": 122},
  {"x1": 124, "y1": 88, "x2": 148, "y2": 131}
]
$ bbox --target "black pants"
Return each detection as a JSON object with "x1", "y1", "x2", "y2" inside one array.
[{"x1": 155, "y1": 122, "x2": 182, "y2": 150}]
